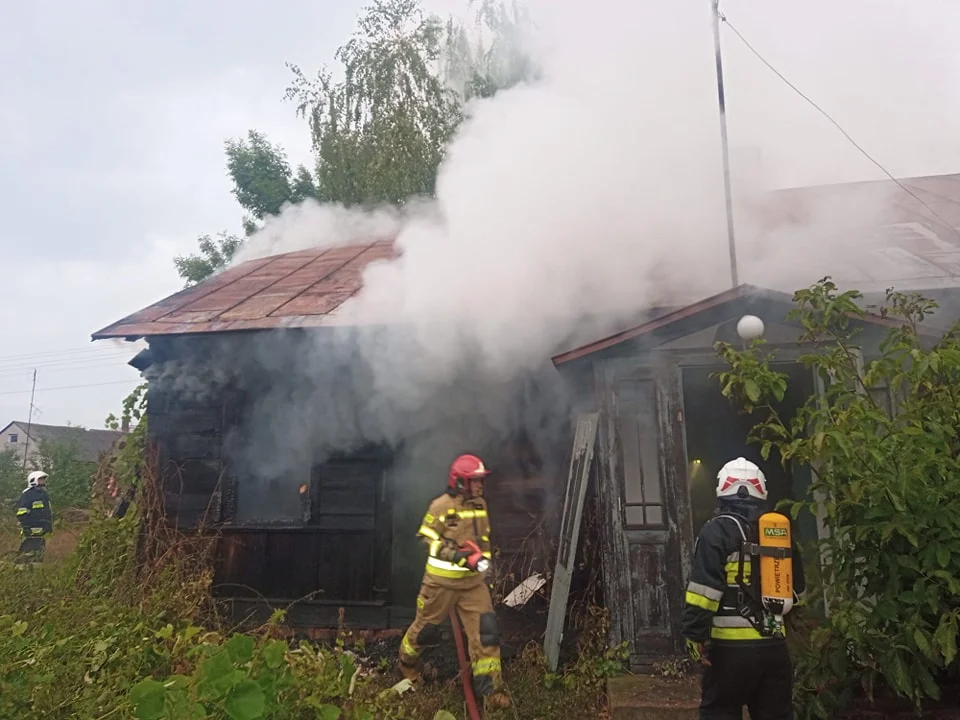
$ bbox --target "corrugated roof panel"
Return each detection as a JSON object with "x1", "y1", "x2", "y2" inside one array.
[
  {"x1": 177, "y1": 256, "x2": 314, "y2": 313},
  {"x1": 867, "y1": 247, "x2": 946, "y2": 279},
  {"x1": 922, "y1": 252, "x2": 960, "y2": 275},
  {"x1": 150, "y1": 309, "x2": 228, "y2": 324},
  {"x1": 91, "y1": 240, "x2": 396, "y2": 339},
  {"x1": 219, "y1": 293, "x2": 305, "y2": 321},
  {"x1": 274, "y1": 290, "x2": 358, "y2": 317}
]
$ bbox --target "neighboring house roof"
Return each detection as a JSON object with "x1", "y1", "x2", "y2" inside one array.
[
  {"x1": 0, "y1": 421, "x2": 127, "y2": 463},
  {"x1": 753, "y1": 174, "x2": 960, "y2": 290},
  {"x1": 762, "y1": 173, "x2": 960, "y2": 230},
  {"x1": 92, "y1": 240, "x2": 398, "y2": 340}
]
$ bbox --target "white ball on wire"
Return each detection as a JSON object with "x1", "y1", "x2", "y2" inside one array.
[{"x1": 737, "y1": 314, "x2": 765, "y2": 340}]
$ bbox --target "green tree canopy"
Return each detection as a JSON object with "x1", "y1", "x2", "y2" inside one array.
[
  {"x1": 226, "y1": 130, "x2": 317, "y2": 225},
  {"x1": 173, "y1": 131, "x2": 318, "y2": 286},
  {"x1": 36, "y1": 438, "x2": 95, "y2": 511},
  {"x1": 174, "y1": 0, "x2": 536, "y2": 287},
  {"x1": 286, "y1": 0, "x2": 461, "y2": 206},
  {"x1": 173, "y1": 231, "x2": 242, "y2": 287}
]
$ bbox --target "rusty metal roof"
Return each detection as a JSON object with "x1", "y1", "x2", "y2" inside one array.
[{"x1": 92, "y1": 241, "x2": 398, "y2": 340}]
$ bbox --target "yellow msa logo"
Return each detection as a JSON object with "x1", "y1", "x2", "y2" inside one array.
[{"x1": 763, "y1": 527, "x2": 788, "y2": 537}]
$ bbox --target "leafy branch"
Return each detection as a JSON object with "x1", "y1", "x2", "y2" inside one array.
[{"x1": 714, "y1": 277, "x2": 960, "y2": 716}]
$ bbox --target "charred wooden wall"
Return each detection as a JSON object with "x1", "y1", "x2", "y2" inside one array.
[
  {"x1": 142, "y1": 331, "x2": 572, "y2": 628},
  {"x1": 146, "y1": 371, "x2": 236, "y2": 529},
  {"x1": 485, "y1": 434, "x2": 570, "y2": 576},
  {"x1": 141, "y1": 334, "x2": 391, "y2": 623}
]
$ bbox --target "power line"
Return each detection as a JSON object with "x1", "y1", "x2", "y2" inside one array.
[
  {"x1": 0, "y1": 349, "x2": 138, "y2": 368},
  {"x1": 0, "y1": 361, "x2": 138, "y2": 381},
  {"x1": 0, "y1": 350, "x2": 135, "y2": 368},
  {"x1": 0, "y1": 352, "x2": 137, "y2": 373},
  {"x1": 0, "y1": 379, "x2": 140, "y2": 397},
  {"x1": 0, "y1": 343, "x2": 143, "y2": 364},
  {"x1": 719, "y1": 13, "x2": 960, "y2": 242}
]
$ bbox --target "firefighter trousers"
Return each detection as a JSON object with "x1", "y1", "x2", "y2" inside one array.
[
  {"x1": 15, "y1": 536, "x2": 45, "y2": 568},
  {"x1": 699, "y1": 641, "x2": 793, "y2": 720},
  {"x1": 399, "y1": 576, "x2": 502, "y2": 696}
]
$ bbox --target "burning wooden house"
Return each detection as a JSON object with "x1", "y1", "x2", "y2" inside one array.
[
  {"x1": 92, "y1": 242, "x2": 571, "y2": 631},
  {"x1": 93, "y1": 172, "x2": 960, "y2": 662}
]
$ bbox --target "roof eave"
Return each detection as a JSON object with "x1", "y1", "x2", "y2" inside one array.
[
  {"x1": 550, "y1": 284, "x2": 917, "y2": 367},
  {"x1": 551, "y1": 284, "x2": 781, "y2": 366}
]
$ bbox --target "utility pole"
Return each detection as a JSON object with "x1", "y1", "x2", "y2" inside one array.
[
  {"x1": 711, "y1": 0, "x2": 739, "y2": 288},
  {"x1": 22, "y1": 369, "x2": 36, "y2": 471}
]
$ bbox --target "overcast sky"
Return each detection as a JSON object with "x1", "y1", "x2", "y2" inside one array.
[
  {"x1": 0, "y1": 0, "x2": 957, "y2": 431},
  {"x1": 0, "y1": 0, "x2": 364, "y2": 430}
]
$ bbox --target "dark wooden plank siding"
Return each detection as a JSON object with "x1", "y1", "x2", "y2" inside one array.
[
  {"x1": 142, "y1": 333, "x2": 564, "y2": 625},
  {"x1": 484, "y1": 430, "x2": 571, "y2": 579},
  {"x1": 487, "y1": 476, "x2": 551, "y2": 556},
  {"x1": 215, "y1": 530, "x2": 379, "y2": 603},
  {"x1": 144, "y1": 339, "x2": 238, "y2": 528}
]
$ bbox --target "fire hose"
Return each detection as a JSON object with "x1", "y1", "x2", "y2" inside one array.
[{"x1": 449, "y1": 609, "x2": 482, "y2": 720}]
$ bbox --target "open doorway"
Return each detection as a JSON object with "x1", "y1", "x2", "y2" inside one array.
[{"x1": 681, "y1": 363, "x2": 816, "y2": 538}]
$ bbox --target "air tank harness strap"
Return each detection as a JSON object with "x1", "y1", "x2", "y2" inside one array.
[
  {"x1": 717, "y1": 514, "x2": 788, "y2": 639},
  {"x1": 736, "y1": 541, "x2": 792, "y2": 636}
]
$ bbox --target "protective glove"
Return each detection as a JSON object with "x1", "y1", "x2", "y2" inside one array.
[
  {"x1": 453, "y1": 540, "x2": 489, "y2": 572},
  {"x1": 686, "y1": 638, "x2": 711, "y2": 666}
]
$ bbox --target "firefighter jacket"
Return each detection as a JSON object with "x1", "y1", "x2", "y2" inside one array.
[
  {"x1": 16, "y1": 486, "x2": 53, "y2": 537},
  {"x1": 681, "y1": 499, "x2": 806, "y2": 645},
  {"x1": 417, "y1": 491, "x2": 492, "y2": 587}
]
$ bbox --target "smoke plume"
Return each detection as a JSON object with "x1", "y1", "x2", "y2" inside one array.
[{"x1": 178, "y1": 0, "x2": 958, "y2": 530}]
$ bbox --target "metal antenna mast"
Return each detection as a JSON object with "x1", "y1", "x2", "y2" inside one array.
[
  {"x1": 22, "y1": 369, "x2": 37, "y2": 470},
  {"x1": 711, "y1": 0, "x2": 739, "y2": 288}
]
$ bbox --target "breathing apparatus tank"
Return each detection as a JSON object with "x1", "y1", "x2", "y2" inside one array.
[{"x1": 757, "y1": 511, "x2": 794, "y2": 621}]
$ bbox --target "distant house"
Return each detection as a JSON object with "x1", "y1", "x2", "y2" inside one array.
[{"x1": 0, "y1": 421, "x2": 128, "y2": 469}]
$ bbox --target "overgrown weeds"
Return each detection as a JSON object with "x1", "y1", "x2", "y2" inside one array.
[{"x1": 0, "y1": 426, "x2": 615, "y2": 719}]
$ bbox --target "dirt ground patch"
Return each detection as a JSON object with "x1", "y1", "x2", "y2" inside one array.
[
  {"x1": 606, "y1": 673, "x2": 701, "y2": 720},
  {"x1": 0, "y1": 522, "x2": 84, "y2": 564},
  {"x1": 840, "y1": 693, "x2": 960, "y2": 719}
]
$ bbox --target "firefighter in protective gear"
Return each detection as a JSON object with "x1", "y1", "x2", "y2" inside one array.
[
  {"x1": 15, "y1": 471, "x2": 53, "y2": 568},
  {"x1": 681, "y1": 457, "x2": 806, "y2": 720},
  {"x1": 398, "y1": 454, "x2": 511, "y2": 710}
]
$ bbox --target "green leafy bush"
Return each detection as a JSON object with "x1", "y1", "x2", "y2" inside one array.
[
  {"x1": 130, "y1": 631, "x2": 371, "y2": 720},
  {"x1": 36, "y1": 438, "x2": 96, "y2": 510},
  {"x1": 0, "y1": 521, "x2": 377, "y2": 720},
  {"x1": 0, "y1": 449, "x2": 23, "y2": 506},
  {"x1": 714, "y1": 279, "x2": 960, "y2": 717}
]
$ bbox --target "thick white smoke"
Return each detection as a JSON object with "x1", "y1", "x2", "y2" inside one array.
[
  {"x1": 233, "y1": 0, "x2": 958, "y2": 382},
  {"x1": 201, "y1": 0, "x2": 959, "y2": 529}
]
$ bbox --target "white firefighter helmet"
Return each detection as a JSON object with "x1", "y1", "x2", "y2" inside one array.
[
  {"x1": 715, "y1": 457, "x2": 767, "y2": 500},
  {"x1": 27, "y1": 470, "x2": 48, "y2": 488}
]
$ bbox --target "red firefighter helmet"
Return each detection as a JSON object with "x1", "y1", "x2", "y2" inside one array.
[{"x1": 448, "y1": 454, "x2": 491, "y2": 492}]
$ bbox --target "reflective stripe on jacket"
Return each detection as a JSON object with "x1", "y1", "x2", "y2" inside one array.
[
  {"x1": 16, "y1": 486, "x2": 52, "y2": 536},
  {"x1": 680, "y1": 506, "x2": 806, "y2": 644},
  {"x1": 417, "y1": 493, "x2": 492, "y2": 581}
]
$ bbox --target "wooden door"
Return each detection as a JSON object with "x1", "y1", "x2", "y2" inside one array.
[
  {"x1": 310, "y1": 457, "x2": 392, "y2": 604},
  {"x1": 597, "y1": 364, "x2": 691, "y2": 665}
]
